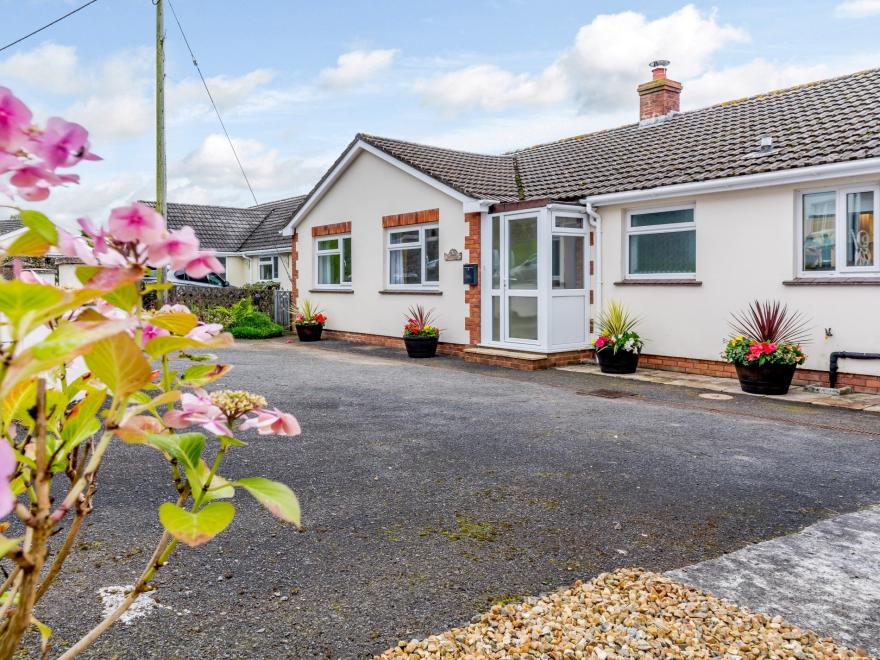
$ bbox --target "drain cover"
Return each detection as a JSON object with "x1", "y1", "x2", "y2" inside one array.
[
  {"x1": 698, "y1": 392, "x2": 734, "y2": 400},
  {"x1": 577, "y1": 388, "x2": 637, "y2": 399}
]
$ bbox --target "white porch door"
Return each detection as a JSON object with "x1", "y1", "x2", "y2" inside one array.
[{"x1": 489, "y1": 214, "x2": 540, "y2": 345}]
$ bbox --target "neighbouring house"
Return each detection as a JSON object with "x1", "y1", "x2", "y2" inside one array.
[
  {"x1": 0, "y1": 216, "x2": 82, "y2": 285},
  {"x1": 157, "y1": 196, "x2": 305, "y2": 289},
  {"x1": 281, "y1": 63, "x2": 880, "y2": 392}
]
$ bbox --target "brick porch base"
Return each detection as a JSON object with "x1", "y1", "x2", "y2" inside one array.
[{"x1": 320, "y1": 329, "x2": 465, "y2": 356}]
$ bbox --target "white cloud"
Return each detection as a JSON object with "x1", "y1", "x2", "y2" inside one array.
[
  {"x1": 415, "y1": 5, "x2": 747, "y2": 114},
  {"x1": 0, "y1": 42, "x2": 82, "y2": 94},
  {"x1": 173, "y1": 134, "x2": 327, "y2": 200},
  {"x1": 320, "y1": 48, "x2": 399, "y2": 88},
  {"x1": 834, "y1": 0, "x2": 880, "y2": 17}
]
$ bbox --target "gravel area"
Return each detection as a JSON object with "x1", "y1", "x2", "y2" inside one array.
[
  {"x1": 379, "y1": 568, "x2": 863, "y2": 658},
  {"x1": 25, "y1": 339, "x2": 880, "y2": 657}
]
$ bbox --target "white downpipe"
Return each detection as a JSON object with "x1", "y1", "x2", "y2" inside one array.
[{"x1": 584, "y1": 201, "x2": 602, "y2": 338}]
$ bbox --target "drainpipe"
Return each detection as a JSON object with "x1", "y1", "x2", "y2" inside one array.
[{"x1": 583, "y1": 200, "x2": 602, "y2": 336}]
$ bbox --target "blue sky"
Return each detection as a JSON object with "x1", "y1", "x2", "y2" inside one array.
[{"x1": 3, "y1": 0, "x2": 880, "y2": 223}]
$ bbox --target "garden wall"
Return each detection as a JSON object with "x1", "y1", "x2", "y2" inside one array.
[{"x1": 146, "y1": 285, "x2": 290, "y2": 321}]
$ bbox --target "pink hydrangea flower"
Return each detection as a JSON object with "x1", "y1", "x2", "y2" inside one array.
[
  {"x1": 159, "y1": 303, "x2": 191, "y2": 314},
  {"x1": 108, "y1": 203, "x2": 165, "y2": 244},
  {"x1": 0, "y1": 87, "x2": 32, "y2": 152},
  {"x1": 163, "y1": 390, "x2": 231, "y2": 436},
  {"x1": 187, "y1": 322, "x2": 223, "y2": 342},
  {"x1": 8, "y1": 165, "x2": 78, "y2": 200},
  {"x1": 141, "y1": 323, "x2": 169, "y2": 346},
  {"x1": 240, "y1": 408, "x2": 301, "y2": 437},
  {"x1": 56, "y1": 227, "x2": 98, "y2": 265},
  {"x1": 184, "y1": 251, "x2": 225, "y2": 279},
  {"x1": 31, "y1": 117, "x2": 100, "y2": 169},
  {"x1": 147, "y1": 226, "x2": 201, "y2": 270},
  {"x1": 0, "y1": 439, "x2": 16, "y2": 519}
]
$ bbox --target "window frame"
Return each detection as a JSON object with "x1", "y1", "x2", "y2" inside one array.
[
  {"x1": 625, "y1": 203, "x2": 696, "y2": 279},
  {"x1": 797, "y1": 184, "x2": 880, "y2": 277},
  {"x1": 385, "y1": 223, "x2": 440, "y2": 289},
  {"x1": 257, "y1": 255, "x2": 279, "y2": 282},
  {"x1": 313, "y1": 233, "x2": 352, "y2": 289}
]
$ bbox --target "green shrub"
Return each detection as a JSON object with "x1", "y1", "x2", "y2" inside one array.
[{"x1": 227, "y1": 307, "x2": 283, "y2": 339}]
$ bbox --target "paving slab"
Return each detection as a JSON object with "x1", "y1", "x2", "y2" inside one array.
[{"x1": 667, "y1": 505, "x2": 880, "y2": 655}]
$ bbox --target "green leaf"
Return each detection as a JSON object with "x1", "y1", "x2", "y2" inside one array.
[
  {"x1": 185, "y1": 459, "x2": 235, "y2": 502},
  {"x1": 0, "y1": 535, "x2": 22, "y2": 559},
  {"x1": 61, "y1": 387, "x2": 107, "y2": 448},
  {"x1": 30, "y1": 615, "x2": 51, "y2": 657},
  {"x1": 145, "y1": 333, "x2": 234, "y2": 359},
  {"x1": 179, "y1": 364, "x2": 232, "y2": 387},
  {"x1": 19, "y1": 210, "x2": 57, "y2": 244},
  {"x1": 158, "y1": 501, "x2": 235, "y2": 547},
  {"x1": 149, "y1": 311, "x2": 199, "y2": 336},
  {"x1": 233, "y1": 477, "x2": 301, "y2": 526},
  {"x1": 5, "y1": 229, "x2": 51, "y2": 257},
  {"x1": 122, "y1": 390, "x2": 179, "y2": 420},
  {"x1": 0, "y1": 280, "x2": 65, "y2": 329},
  {"x1": 83, "y1": 332, "x2": 153, "y2": 397},
  {"x1": 145, "y1": 432, "x2": 205, "y2": 471},
  {"x1": 103, "y1": 282, "x2": 141, "y2": 312},
  {"x1": 31, "y1": 319, "x2": 135, "y2": 361},
  {"x1": 142, "y1": 282, "x2": 173, "y2": 292}
]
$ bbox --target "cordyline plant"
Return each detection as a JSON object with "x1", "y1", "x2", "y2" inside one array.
[
  {"x1": 0, "y1": 87, "x2": 302, "y2": 658},
  {"x1": 402, "y1": 305, "x2": 439, "y2": 337}
]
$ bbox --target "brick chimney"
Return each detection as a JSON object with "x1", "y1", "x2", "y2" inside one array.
[{"x1": 638, "y1": 60, "x2": 682, "y2": 122}]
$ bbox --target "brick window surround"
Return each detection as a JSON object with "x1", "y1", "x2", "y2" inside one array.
[
  {"x1": 382, "y1": 208, "x2": 439, "y2": 229},
  {"x1": 312, "y1": 221, "x2": 351, "y2": 237}
]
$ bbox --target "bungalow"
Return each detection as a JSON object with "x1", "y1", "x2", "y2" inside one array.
[
  {"x1": 281, "y1": 63, "x2": 880, "y2": 392},
  {"x1": 158, "y1": 196, "x2": 305, "y2": 289}
]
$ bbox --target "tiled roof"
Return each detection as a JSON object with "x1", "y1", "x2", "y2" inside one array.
[
  {"x1": 0, "y1": 216, "x2": 23, "y2": 237},
  {"x1": 144, "y1": 201, "x2": 293, "y2": 253},
  {"x1": 242, "y1": 195, "x2": 306, "y2": 251},
  {"x1": 341, "y1": 68, "x2": 880, "y2": 204}
]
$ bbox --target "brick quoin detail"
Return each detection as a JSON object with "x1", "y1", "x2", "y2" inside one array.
[
  {"x1": 382, "y1": 208, "x2": 439, "y2": 229},
  {"x1": 311, "y1": 221, "x2": 351, "y2": 237},
  {"x1": 640, "y1": 353, "x2": 880, "y2": 394},
  {"x1": 463, "y1": 212, "x2": 482, "y2": 345},
  {"x1": 290, "y1": 231, "x2": 299, "y2": 305}
]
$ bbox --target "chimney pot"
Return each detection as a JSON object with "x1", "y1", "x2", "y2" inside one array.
[{"x1": 638, "y1": 60, "x2": 681, "y2": 122}]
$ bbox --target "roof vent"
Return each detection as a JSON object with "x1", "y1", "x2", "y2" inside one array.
[{"x1": 746, "y1": 135, "x2": 776, "y2": 158}]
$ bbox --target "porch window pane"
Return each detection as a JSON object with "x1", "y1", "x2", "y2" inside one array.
[
  {"x1": 425, "y1": 227, "x2": 439, "y2": 282},
  {"x1": 491, "y1": 216, "x2": 500, "y2": 289},
  {"x1": 389, "y1": 248, "x2": 422, "y2": 284},
  {"x1": 802, "y1": 192, "x2": 836, "y2": 271},
  {"x1": 342, "y1": 237, "x2": 352, "y2": 283},
  {"x1": 555, "y1": 216, "x2": 584, "y2": 230},
  {"x1": 552, "y1": 236, "x2": 584, "y2": 289},
  {"x1": 631, "y1": 208, "x2": 693, "y2": 227},
  {"x1": 318, "y1": 254, "x2": 340, "y2": 285},
  {"x1": 508, "y1": 296, "x2": 537, "y2": 341},
  {"x1": 317, "y1": 238, "x2": 338, "y2": 251},
  {"x1": 846, "y1": 191, "x2": 874, "y2": 267},
  {"x1": 508, "y1": 217, "x2": 538, "y2": 289},
  {"x1": 491, "y1": 295, "x2": 500, "y2": 342},
  {"x1": 628, "y1": 230, "x2": 695, "y2": 275}
]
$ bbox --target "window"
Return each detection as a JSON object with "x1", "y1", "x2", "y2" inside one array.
[
  {"x1": 387, "y1": 225, "x2": 439, "y2": 287},
  {"x1": 552, "y1": 235, "x2": 584, "y2": 289},
  {"x1": 626, "y1": 206, "x2": 695, "y2": 277},
  {"x1": 259, "y1": 256, "x2": 279, "y2": 281},
  {"x1": 315, "y1": 235, "x2": 352, "y2": 287},
  {"x1": 800, "y1": 186, "x2": 879, "y2": 274}
]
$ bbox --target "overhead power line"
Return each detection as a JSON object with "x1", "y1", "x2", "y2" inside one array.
[
  {"x1": 167, "y1": 0, "x2": 259, "y2": 206},
  {"x1": 0, "y1": 0, "x2": 100, "y2": 54}
]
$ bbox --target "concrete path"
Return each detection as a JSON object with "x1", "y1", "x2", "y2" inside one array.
[{"x1": 667, "y1": 505, "x2": 880, "y2": 655}]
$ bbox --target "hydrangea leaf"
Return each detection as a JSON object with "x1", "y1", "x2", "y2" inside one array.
[
  {"x1": 158, "y1": 501, "x2": 235, "y2": 547},
  {"x1": 233, "y1": 477, "x2": 300, "y2": 526},
  {"x1": 83, "y1": 332, "x2": 153, "y2": 398}
]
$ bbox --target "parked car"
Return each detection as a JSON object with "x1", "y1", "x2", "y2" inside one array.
[{"x1": 144, "y1": 267, "x2": 229, "y2": 288}]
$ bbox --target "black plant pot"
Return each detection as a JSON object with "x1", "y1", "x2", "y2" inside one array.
[
  {"x1": 295, "y1": 323, "x2": 324, "y2": 342},
  {"x1": 735, "y1": 363, "x2": 796, "y2": 395},
  {"x1": 596, "y1": 348, "x2": 640, "y2": 374},
  {"x1": 404, "y1": 335, "x2": 439, "y2": 358}
]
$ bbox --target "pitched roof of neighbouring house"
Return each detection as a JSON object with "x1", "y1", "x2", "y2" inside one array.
[
  {"x1": 144, "y1": 201, "x2": 296, "y2": 253},
  {"x1": 242, "y1": 195, "x2": 306, "y2": 251},
  {"x1": 0, "y1": 216, "x2": 23, "y2": 237},
  {"x1": 351, "y1": 68, "x2": 880, "y2": 204}
]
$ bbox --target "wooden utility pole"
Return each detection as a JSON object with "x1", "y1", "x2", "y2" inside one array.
[{"x1": 155, "y1": 0, "x2": 168, "y2": 302}]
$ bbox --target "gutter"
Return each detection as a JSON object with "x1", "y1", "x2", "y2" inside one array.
[
  {"x1": 583, "y1": 201, "x2": 602, "y2": 335},
  {"x1": 585, "y1": 157, "x2": 880, "y2": 207}
]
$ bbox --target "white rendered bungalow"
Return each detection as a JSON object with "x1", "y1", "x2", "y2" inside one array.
[{"x1": 282, "y1": 64, "x2": 880, "y2": 392}]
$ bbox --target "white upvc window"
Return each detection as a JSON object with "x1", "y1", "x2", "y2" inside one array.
[
  {"x1": 798, "y1": 185, "x2": 880, "y2": 275},
  {"x1": 314, "y1": 234, "x2": 352, "y2": 287},
  {"x1": 625, "y1": 204, "x2": 696, "y2": 278},
  {"x1": 386, "y1": 224, "x2": 439, "y2": 288},
  {"x1": 258, "y1": 255, "x2": 279, "y2": 281}
]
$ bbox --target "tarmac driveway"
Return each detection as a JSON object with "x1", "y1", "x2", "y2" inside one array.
[{"x1": 37, "y1": 339, "x2": 880, "y2": 658}]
